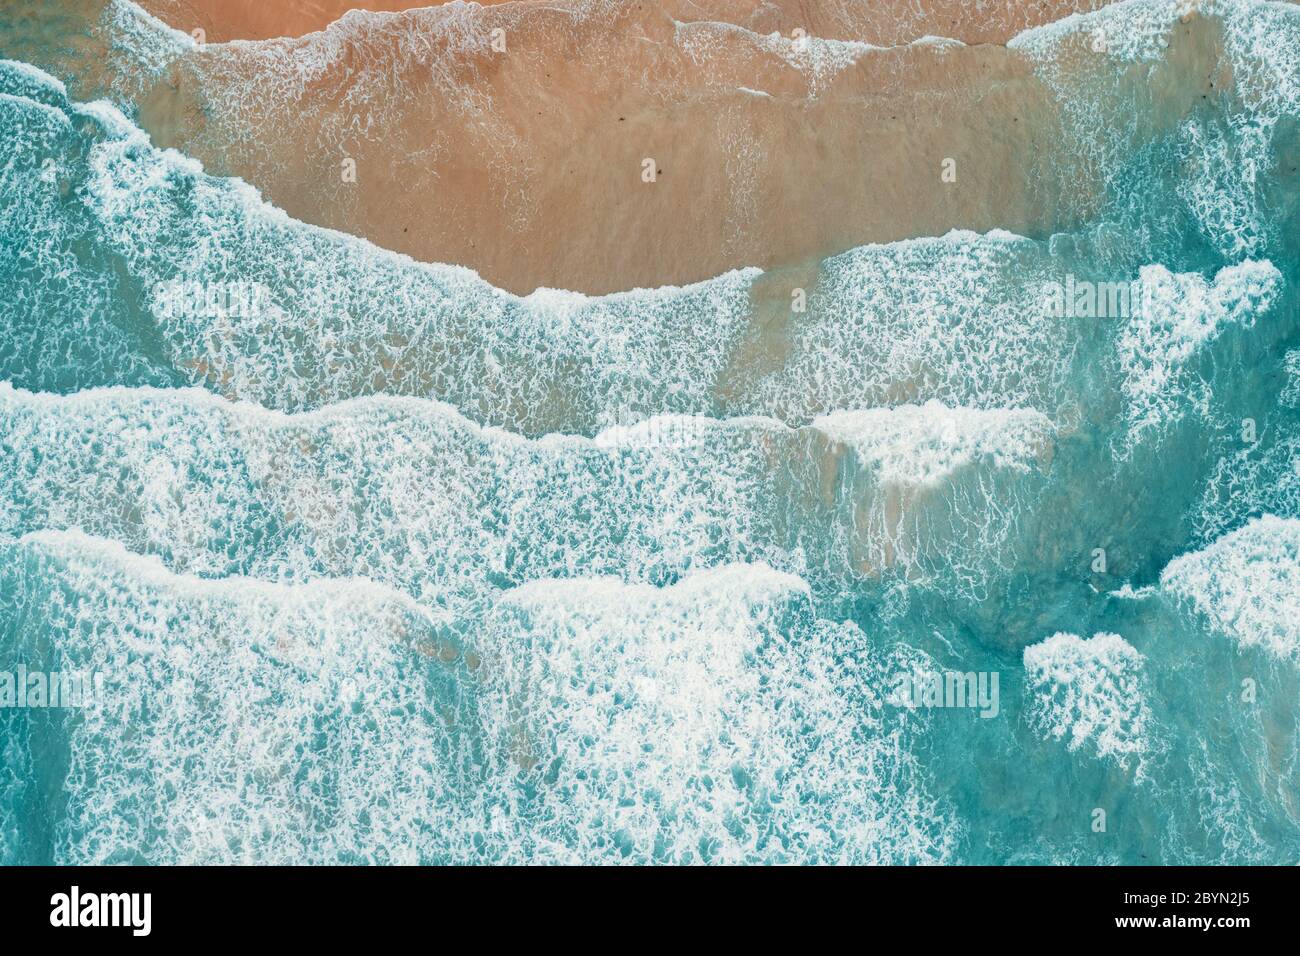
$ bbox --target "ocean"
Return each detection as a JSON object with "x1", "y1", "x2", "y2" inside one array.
[{"x1": 0, "y1": 0, "x2": 1297, "y2": 864}]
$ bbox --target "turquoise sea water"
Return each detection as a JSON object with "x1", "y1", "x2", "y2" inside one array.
[{"x1": 1, "y1": 0, "x2": 1299, "y2": 863}]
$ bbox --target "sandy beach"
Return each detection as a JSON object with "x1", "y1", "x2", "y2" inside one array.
[
  {"x1": 138, "y1": 0, "x2": 1119, "y2": 44},
  {"x1": 0, "y1": 0, "x2": 1238, "y2": 293},
  {"x1": 117, "y1": 1, "x2": 1234, "y2": 293}
]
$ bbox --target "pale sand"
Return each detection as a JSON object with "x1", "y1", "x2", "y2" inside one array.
[
  {"x1": 139, "y1": 0, "x2": 455, "y2": 42},
  {"x1": 138, "y1": 0, "x2": 1119, "y2": 45},
  {"x1": 5, "y1": 1, "x2": 1234, "y2": 294},
  {"x1": 139, "y1": 4, "x2": 1069, "y2": 293}
]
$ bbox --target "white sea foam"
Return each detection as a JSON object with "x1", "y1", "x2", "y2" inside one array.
[
  {"x1": 0, "y1": 530, "x2": 955, "y2": 864},
  {"x1": 477, "y1": 564, "x2": 958, "y2": 863},
  {"x1": 1160, "y1": 515, "x2": 1300, "y2": 662},
  {"x1": 1023, "y1": 631, "x2": 1154, "y2": 772},
  {"x1": 1281, "y1": 350, "x2": 1300, "y2": 409},
  {"x1": 0, "y1": 528, "x2": 468, "y2": 864},
  {"x1": 0, "y1": 383, "x2": 1069, "y2": 615},
  {"x1": 810, "y1": 402, "x2": 1057, "y2": 595},
  {"x1": 0, "y1": 59, "x2": 69, "y2": 102},
  {"x1": 739, "y1": 230, "x2": 1085, "y2": 424},
  {"x1": 675, "y1": 21, "x2": 876, "y2": 97},
  {"x1": 1011, "y1": 0, "x2": 1299, "y2": 253},
  {"x1": 1009, "y1": 0, "x2": 1184, "y2": 64},
  {"x1": 0, "y1": 383, "x2": 816, "y2": 614},
  {"x1": 1194, "y1": 430, "x2": 1300, "y2": 545},
  {"x1": 813, "y1": 402, "x2": 1055, "y2": 487},
  {"x1": 1114, "y1": 260, "x2": 1282, "y2": 451},
  {"x1": 1222, "y1": 0, "x2": 1300, "y2": 119}
]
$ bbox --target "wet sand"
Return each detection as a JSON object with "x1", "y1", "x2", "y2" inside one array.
[
  {"x1": 4, "y1": 1, "x2": 1238, "y2": 293},
  {"x1": 133, "y1": 2, "x2": 1070, "y2": 293},
  {"x1": 138, "y1": 0, "x2": 1119, "y2": 45},
  {"x1": 139, "y1": 0, "x2": 455, "y2": 42}
]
